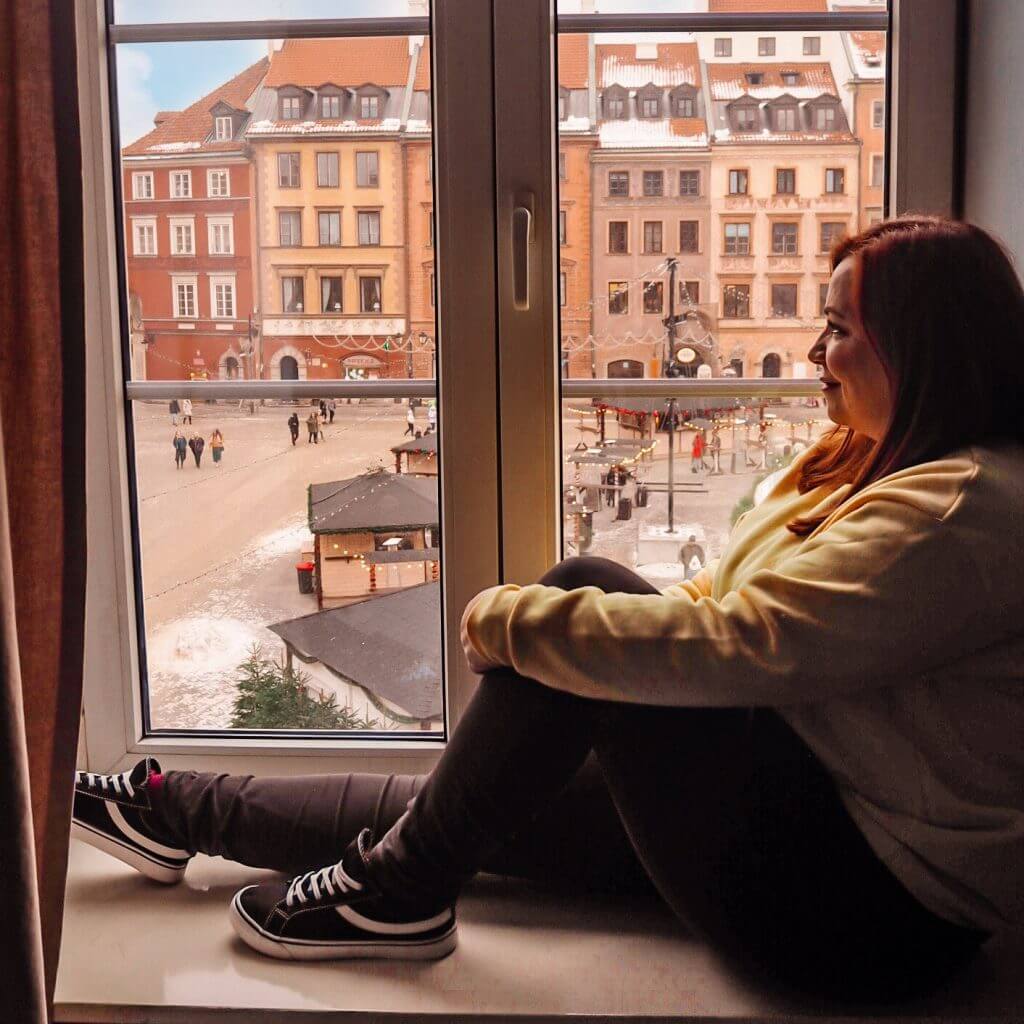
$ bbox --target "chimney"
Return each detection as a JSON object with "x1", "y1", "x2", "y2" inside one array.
[{"x1": 266, "y1": 38, "x2": 284, "y2": 58}]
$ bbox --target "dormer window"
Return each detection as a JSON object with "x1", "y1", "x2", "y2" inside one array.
[
  {"x1": 669, "y1": 83, "x2": 697, "y2": 118},
  {"x1": 602, "y1": 85, "x2": 628, "y2": 120},
  {"x1": 814, "y1": 105, "x2": 837, "y2": 130},
  {"x1": 782, "y1": 72, "x2": 801, "y2": 86},
  {"x1": 281, "y1": 96, "x2": 302, "y2": 120},
  {"x1": 745, "y1": 73, "x2": 763, "y2": 86},
  {"x1": 360, "y1": 95, "x2": 380, "y2": 118},
  {"x1": 641, "y1": 96, "x2": 659, "y2": 118},
  {"x1": 321, "y1": 95, "x2": 341, "y2": 118},
  {"x1": 734, "y1": 106, "x2": 758, "y2": 132},
  {"x1": 774, "y1": 107, "x2": 797, "y2": 131},
  {"x1": 214, "y1": 115, "x2": 233, "y2": 141},
  {"x1": 676, "y1": 95, "x2": 694, "y2": 117}
]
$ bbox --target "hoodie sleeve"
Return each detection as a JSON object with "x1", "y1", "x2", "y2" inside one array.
[{"x1": 464, "y1": 498, "x2": 1000, "y2": 707}]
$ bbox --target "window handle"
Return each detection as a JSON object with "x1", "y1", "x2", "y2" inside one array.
[{"x1": 512, "y1": 203, "x2": 533, "y2": 311}]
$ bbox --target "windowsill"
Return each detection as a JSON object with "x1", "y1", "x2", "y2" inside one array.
[{"x1": 56, "y1": 842, "x2": 1024, "y2": 1024}]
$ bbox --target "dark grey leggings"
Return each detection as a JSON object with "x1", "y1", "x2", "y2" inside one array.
[{"x1": 150, "y1": 556, "x2": 987, "y2": 1002}]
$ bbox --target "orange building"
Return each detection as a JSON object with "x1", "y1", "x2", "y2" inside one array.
[{"x1": 841, "y1": 23, "x2": 886, "y2": 228}]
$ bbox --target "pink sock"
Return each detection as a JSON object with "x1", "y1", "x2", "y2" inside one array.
[{"x1": 147, "y1": 771, "x2": 164, "y2": 794}]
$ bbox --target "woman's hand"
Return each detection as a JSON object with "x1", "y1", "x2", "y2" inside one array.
[{"x1": 460, "y1": 588, "x2": 504, "y2": 674}]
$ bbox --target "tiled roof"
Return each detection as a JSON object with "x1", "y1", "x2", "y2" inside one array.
[
  {"x1": 597, "y1": 42, "x2": 700, "y2": 89},
  {"x1": 265, "y1": 37, "x2": 415, "y2": 89},
  {"x1": 123, "y1": 58, "x2": 268, "y2": 155},
  {"x1": 413, "y1": 39, "x2": 430, "y2": 91},
  {"x1": 707, "y1": 61, "x2": 838, "y2": 100},
  {"x1": 558, "y1": 34, "x2": 589, "y2": 88},
  {"x1": 848, "y1": 30, "x2": 886, "y2": 78},
  {"x1": 709, "y1": 0, "x2": 827, "y2": 10},
  {"x1": 599, "y1": 117, "x2": 708, "y2": 150}
]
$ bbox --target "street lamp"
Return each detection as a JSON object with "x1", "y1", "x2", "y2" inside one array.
[{"x1": 418, "y1": 331, "x2": 435, "y2": 379}]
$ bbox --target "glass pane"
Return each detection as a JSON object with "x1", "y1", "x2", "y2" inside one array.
[{"x1": 113, "y1": 2, "x2": 424, "y2": 24}]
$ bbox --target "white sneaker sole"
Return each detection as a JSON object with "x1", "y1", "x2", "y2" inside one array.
[
  {"x1": 229, "y1": 892, "x2": 458, "y2": 962},
  {"x1": 71, "y1": 820, "x2": 189, "y2": 885}
]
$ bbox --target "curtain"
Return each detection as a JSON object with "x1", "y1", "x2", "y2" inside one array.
[{"x1": 0, "y1": 2, "x2": 86, "y2": 1020}]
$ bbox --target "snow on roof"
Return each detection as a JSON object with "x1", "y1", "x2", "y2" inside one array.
[
  {"x1": 559, "y1": 114, "x2": 593, "y2": 134},
  {"x1": 145, "y1": 141, "x2": 203, "y2": 152},
  {"x1": 848, "y1": 31, "x2": 886, "y2": 79},
  {"x1": 708, "y1": 62, "x2": 838, "y2": 101},
  {"x1": 247, "y1": 117, "x2": 405, "y2": 136},
  {"x1": 597, "y1": 43, "x2": 700, "y2": 89},
  {"x1": 599, "y1": 117, "x2": 708, "y2": 149}
]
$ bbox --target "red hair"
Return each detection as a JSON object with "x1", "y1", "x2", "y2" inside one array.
[{"x1": 787, "y1": 216, "x2": 1024, "y2": 536}]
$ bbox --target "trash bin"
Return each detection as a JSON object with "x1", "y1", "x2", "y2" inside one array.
[
  {"x1": 635, "y1": 485, "x2": 648, "y2": 508},
  {"x1": 296, "y1": 561, "x2": 315, "y2": 594},
  {"x1": 616, "y1": 497, "x2": 632, "y2": 521}
]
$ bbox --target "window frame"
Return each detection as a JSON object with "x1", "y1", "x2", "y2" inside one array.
[
  {"x1": 607, "y1": 219, "x2": 629, "y2": 254},
  {"x1": 281, "y1": 274, "x2": 305, "y2": 312},
  {"x1": 356, "y1": 150, "x2": 380, "y2": 187},
  {"x1": 775, "y1": 167, "x2": 796, "y2": 195},
  {"x1": 721, "y1": 281, "x2": 751, "y2": 319},
  {"x1": 607, "y1": 170, "x2": 629, "y2": 197},
  {"x1": 728, "y1": 168, "x2": 749, "y2": 195},
  {"x1": 824, "y1": 167, "x2": 845, "y2": 194},
  {"x1": 642, "y1": 219, "x2": 663, "y2": 255},
  {"x1": 770, "y1": 220, "x2": 799, "y2": 256},
  {"x1": 206, "y1": 168, "x2": 230, "y2": 197},
  {"x1": 357, "y1": 208, "x2": 382, "y2": 246},
  {"x1": 207, "y1": 214, "x2": 234, "y2": 256},
  {"x1": 770, "y1": 281, "x2": 798, "y2": 317},
  {"x1": 723, "y1": 221, "x2": 751, "y2": 255},
  {"x1": 320, "y1": 274, "x2": 344, "y2": 313},
  {"x1": 757, "y1": 37, "x2": 776, "y2": 56},
  {"x1": 714, "y1": 37, "x2": 732, "y2": 57},
  {"x1": 277, "y1": 209, "x2": 302, "y2": 247},
  {"x1": 169, "y1": 169, "x2": 192, "y2": 199},
  {"x1": 130, "y1": 216, "x2": 157, "y2": 256},
  {"x1": 642, "y1": 169, "x2": 664, "y2": 197},
  {"x1": 168, "y1": 215, "x2": 195, "y2": 256},
  {"x1": 317, "y1": 209, "x2": 342, "y2": 246},
  {"x1": 803, "y1": 35, "x2": 821, "y2": 55},
  {"x1": 171, "y1": 274, "x2": 198, "y2": 319},
  {"x1": 678, "y1": 219, "x2": 699, "y2": 254},
  {"x1": 316, "y1": 151, "x2": 340, "y2": 188},
  {"x1": 277, "y1": 152, "x2": 301, "y2": 188},
  {"x1": 209, "y1": 274, "x2": 237, "y2": 320},
  {"x1": 642, "y1": 279, "x2": 664, "y2": 315},
  {"x1": 679, "y1": 169, "x2": 700, "y2": 197},
  {"x1": 214, "y1": 115, "x2": 233, "y2": 141},
  {"x1": 607, "y1": 280, "x2": 629, "y2": 315},
  {"x1": 131, "y1": 171, "x2": 153, "y2": 200}
]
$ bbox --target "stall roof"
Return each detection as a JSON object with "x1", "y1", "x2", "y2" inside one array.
[
  {"x1": 309, "y1": 470, "x2": 438, "y2": 535},
  {"x1": 363, "y1": 547, "x2": 440, "y2": 565},
  {"x1": 391, "y1": 432, "x2": 438, "y2": 455}
]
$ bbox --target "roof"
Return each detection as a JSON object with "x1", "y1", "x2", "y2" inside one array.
[
  {"x1": 309, "y1": 471, "x2": 438, "y2": 534},
  {"x1": 268, "y1": 583, "x2": 441, "y2": 720},
  {"x1": 709, "y1": 0, "x2": 826, "y2": 9},
  {"x1": 558, "y1": 34, "x2": 590, "y2": 89},
  {"x1": 597, "y1": 42, "x2": 700, "y2": 89},
  {"x1": 364, "y1": 547, "x2": 439, "y2": 565},
  {"x1": 707, "y1": 62, "x2": 838, "y2": 101},
  {"x1": 847, "y1": 30, "x2": 886, "y2": 79},
  {"x1": 391, "y1": 432, "x2": 438, "y2": 455},
  {"x1": 122, "y1": 58, "x2": 268, "y2": 155},
  {"x1": 599, "y1": 117, "x2": 708, "y2": 149},
  {"x1": 265, "y1": 36, "x2": 415, "y2": 88}
]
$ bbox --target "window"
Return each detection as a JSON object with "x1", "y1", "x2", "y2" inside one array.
[
  {"x1": 360, "y1": 276, "x2": 383, "y2": 312},
  {"x1": 608, "y1": 221, "x2": 628, "y2": 254},
  {"x1": 679, "y1": 170, "x2": 699, "y2": 196},
  {"x1": 774, "y1": 107, "x2": 797, "y2": 132},
  {"x1": 277, "y1": 152, "x2": 300, "y2": 188},
  {"x1": 746, "y1": 73, "x2": 763, "y2": 86},
  {"x1": 643, "y1": 281, "x2": 663, "y2": 314},
  {"x1": 825, "y1": 167, "x2": 845, "y2": 194},
  {"x1": 771, "y1": 283, "x2": 798, "y2": 317},
  {"x1": 558, "y1": 151, "x2": 566, "y2": 181},
  {"x1": 775, "y1": 168, "x2": 795, "y2": 194},
  {"x1": 170, "y1": 170, "x2": 191, "y2": 198},
  {"x1": 735, "y1": 107, "x2": 757, "y2": 132},
  {"x1": 321, "y1": 94, "x2": 341, "y2": 118},
  {"x1": 607, "y1": 281, "x2": 628, "y2": 315},
  {"x1": 559, "y1": 271, "x2": 567, "y2": 307},
  {"x1": 316, "y1": 152, "x2": 339, "y2": 188},
  {"x1": 558, "y1": 95, "x2": 566, "y2": 121},
  {"x1": 358, "y1": 210, "x2": 381, "y2": 246},
  {"x1": 131, "y1": 218, "x2": 156, "y2": 256},
  {"x1": 428, "y1": 271, "x2": 435, "y2": 307},
  {"x1": 210, "y1": 276, "x2": 236, "y2": 319},
  {"x1": 724, "y1": 222, "x2": 750, "y2": 255},
  {"x1": 675, "y1": 95, "x2": 694, "y2": 117},
  {"x1": 214, "y1": 115, "x2": 233, "y2": 141},
  {"x1": 131, "y1": 172, "x2": 153, "y2": 200},
  {"x1": 819, "y1": 281, "x2": 830, "y2": 316},
  {"x1": 359, "y1": 95, "x2": 380, "y2": 118},
  {"x1": 643, "y1": 221, "x2": 663, "y2": 254},
  {"x1": 208, "y1": 216, "x2": 234, "y2": 255},
  {"x1": 281, "y1": 95, "x2": 302, "y2": 120},
  {"x1": 722, "y1": 283, "x2": 750, "y2": 318},
  {"x1": 558, "y1": 209, "x2": 566, "y2": 245},
  {"x1": 278, "y1": 210, "x2": 301, "y2": 246},
  {"x1": 605, "y1": 96, "x2": 624, "y2": 119},
  {"x1": 172, "y1": 277, "x2": 197, "y2": 318},
  {"x1": 820, "y1": 221, "x2": 846, "y2": 252},
  {"x1": 867, "y1": 207, "x2": 884, "y2": 226},
  {"x1": 281, "y1": 276, "x2": 304, "y2": 312},
  {"x1": 169, "y1": 217, "x2": 194, "y2": 255},
  {"x1": 813, "y1": 106, "x2": 837, "y2": 131},
  {"x1": 681, "y1": 280, "x2": 699, "y2": 305},
  {"x1": 318, "y1": 211, "x2": 341, "y2": 246},
  {"x1": 872, "y1": 99, "x2": 885, "y2": 129},
  {"x1": 871, "y1": 153, "x2": 884, "y2": 187},
  {"x1": 714, "y1": 38, "x2": 732, "y2": 57},
  {"x1": 728, "y1": 169, "x2": 748, "y2": 195},
  {"x1": 803, "y1": 36, "x2": 821, "y2": 55},
  {"x1": 428, "y1": 211, "x2": 435, "y2": 247},
  {"x1": 642, "y1": 170, "x2": 664, "y2": 197},
  {"x1": 608, "y1": 171, "x2": 629, "y2": 197},
  {"x1": 758, "y1": 37, "x2": 776, "y2": 56},
  {"x1": 207, "y1": 169, "x2": 230, "y2": 197},
  {"x1": 640, "y1": 97, "x2": 659, "y2": 118},
  {"x1": 356, "y1": 151, "x2": 379, "y2": 187},
  {"x1": 771, "y1": 222, "x2": 798, "y2": 255},
  {"x1": 679, "y1": 220, "x2": 699, "y2": 253},
  {"x1": 321, "y1": 276, "x2": 343, "y2": 313}
]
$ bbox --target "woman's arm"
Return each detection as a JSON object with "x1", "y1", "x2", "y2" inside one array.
[{"x1": 662, "y1": 558, "x2": 720, "y2": 601}]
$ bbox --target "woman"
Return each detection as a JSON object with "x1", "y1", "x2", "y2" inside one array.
[
  {"x1": 171, "y1": 431, "x2": 187, "y2": 470},
  {"x1": 188, "y1": 433, "x2": 204, "y2": 468},
  {"x1": 210, "y1": 428, "x2": 224, "y2": 467},
  {"x1": 181, "y1": 397, "x2": 193, "y2": 425},
  {"x1": 306, "y1": 410, "x2": 319, "y2": 444},
  {"x1": 690, "y1": 429, "x2": 705, "y2": 472},
  {"x1": 71, "y1": 219, "x2": 1024, "y2": 1002},
  {"x1": 287, "y1": 411, "x2": 300, "y2": 446}
]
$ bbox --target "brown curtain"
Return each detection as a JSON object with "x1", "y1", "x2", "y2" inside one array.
[{"x1": 0, "y1": 2, "x2": 86, "y2": 1021}]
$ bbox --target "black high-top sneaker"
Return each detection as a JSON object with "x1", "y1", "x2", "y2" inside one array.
[
  {"x1": 229, "y1": 828, "x2": 458, "y2": 961},
  {"x1": 71, "y1": 758, "x2": 193, "y2": 884}
]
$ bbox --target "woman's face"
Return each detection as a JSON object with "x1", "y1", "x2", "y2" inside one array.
[{"x1": 807, "y1": 258, "x2": 892, "y2": 440}]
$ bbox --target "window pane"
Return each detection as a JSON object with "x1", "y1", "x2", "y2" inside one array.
[{"x1": 321, "y1": 275, "x2": 343, "y2": 313}]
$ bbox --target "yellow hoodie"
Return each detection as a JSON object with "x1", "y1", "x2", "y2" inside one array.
[{"x1": 466, "y1": 438, "x2": 1024, "y2": 932}]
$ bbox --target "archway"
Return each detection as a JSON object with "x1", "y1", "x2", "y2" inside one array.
[
  {"x1": 607, "y1": 358, "x2": 644, "y2": 378},
  {"x1": 762, "y1": 352, "x2": 781, "y2": 378},
  {"x1": 280, "y1": 355, "x2": 299, "y2": 380},
  {"x1": 224, "y1": 356, "x2": 240, "y2": 379}
]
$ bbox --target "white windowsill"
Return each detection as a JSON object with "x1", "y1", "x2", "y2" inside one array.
[{"x1": 57, "y1": 841, "x2": 1024, "y2": 1023}]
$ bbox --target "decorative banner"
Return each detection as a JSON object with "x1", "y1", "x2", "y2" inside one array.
[{"x1": 263, "y1": 317, "x2": 406, "y2": 337}]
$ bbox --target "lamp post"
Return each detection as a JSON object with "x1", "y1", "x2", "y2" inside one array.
[{"x1": 665, "y1": 396, "x2": 677, "y2": 534}]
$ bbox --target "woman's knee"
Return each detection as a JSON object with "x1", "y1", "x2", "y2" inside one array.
[{"x1": 538, "y1": 556, "x2": 623, "y2": 591}]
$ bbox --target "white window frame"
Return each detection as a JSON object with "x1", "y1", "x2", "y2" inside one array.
[
  {"x1": 130, "y1": 216, "x2": 157, "y2": 256},
  {"x1": 214, "y1": 115, "x2": 233, "y2": 141},
  {"x1": 870, "y1": 152, "x2": 885, "y2": 187},
  {"x1": 872, "y1": 99, "x2": 885, "y2": 129},
  {"x1": 170, "y1": 169, "x2": 192, "y2": 198},
  {"x1": 207, "y1": 215, "x2": 234, "y2": 255},
  {"x1": 131, "y1": 171, "x2": 153, "y2": 200},
  {"x1": 209, "y1": 274, "x2": 237, "y2": 319},
  {"x1": 171, "y1": 274, "x2": 198, "y2": 319},
  {"x1": 168, "y1": 216, "x2": 195, "y2": 255},
  {"x1": 207, "y1": 168, "x2": 230, "y2": 197},
  {"x1": 359, "y1": 94, "x2": 380, "y2": 118}
]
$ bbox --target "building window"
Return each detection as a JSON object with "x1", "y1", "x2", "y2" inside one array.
[
  {"x1": 771, "y1": 222, "x2": 798, "y2": 255},
  {"x1": 774, "y1": 107, "x2": 797, "y2": 132},
  {"x1": 723, "y1": 283, "x2": 750, "y2": 319},
  {"x1": 360, "y1": 276, "x2": 383, "y2": 312},
  {"x1": 172, "y1": 278, "x2": 197, "y2": 318},
  {"x1": 131, "y1": 172, "x2": 153, "y2": 200},
  {"x1": 771, "y1": 283, "x2": 798, "y2": 317},
  {"x1": 277, "y1": 152, "x2": 300, "y2": 188},
  {"x1": 321, "y1": 94, "x2": 341, "y2": 118},
  {"x1": 679, "y1": 170, "x2": 700, "y2": 196},
  {"x1": 813, "y1": 106, "x2": 837, "y2": 131},
  {"x1": 559, "y1": 209, "x2": 566, "y2": 245},
  {"x1": 758, "y1": 37, "x2": 776, "y2": 56},
  {"x1": 820, "y1": 221, "x2": 846, "y2": 252},
  {"x1": 428, "y1": 211, "x2": 435, "y2": 247},
  {"x1": 316, "y1": 152, "x2": 339, "y2": 188},
  {"x1": 782, "y1": 71, "x2": 801, "y2": 86},
  {"x1": 724, "y1": 222, "x2": 750, "y2": 255},
  {"x1": 605, "y1": 96, "x2": 625, "y2": 119},
  {"x1": 746, "y1": 73, "x2": 764, "y2": 86},
  {"x1": 871, "y1": 153, "x2": 884, "y2": 187},
  {"x1": 356, "y1": 151, "x2": 379, "y2": 187},
  {"x1": 608, "y1": 282, "x2": 628, "y2": 315},
  {"x1": 728, "y1": 169, "x2": 748, "y2": 195},
  {"x1": 735, "y1": 107, "x2": 757, "y2": 131},
  {"x1": 170, "y1": 170, "x2": 191, "y2": 198},
  {"x1": 872, "y1": 99, "x2": 884, "y2": 129},
  {"x1": 819, "y1": 281, "x2": 829, "y2": 316},
  {"x1": 170, "y1": 217, "x2": 194, "y2": 255},
  {"x1": 714, "y1": 38, "x2": 732, "y2": 57},
  {"x1": 608, "y1": 171, "x2": 629, "y2": 197},
  {"x1": 775, "y1": 168, "x2": 796, "y2": 194},
  {"x1": 558, "y1": 151, "x2": 566, "y2": 181},
  {"x1": 681, "y1": 280, "x2": 699, "y2": 305},
  {"x1": 867, "y1": 207, "x2": 883, "y2": 225},
  {"x1": 643, "y1": 221, "x2": 663, "y2": 254},
  {"x1": 803, "y1": 36, "x2": 821, "y2": 55},
  {"x1": 207, "y1": 169, "x2": 230, "y2": 197},
  {"x1": 321, "y1": 276, "x2": 343, "y2": 313},
  {"x1": 640, "y1": 96, "x2": 659, "y2": 118},
  {"x1": 132, "y1": 218, "x2": 156, "y2": 256},
  {"x1": 608, "y1": 221, "x2": 628, "y2": 254},
  {"x1": 359, "y1": 95, "x2": 380, "y2": 119},
  {"x1": 679, "y1": 220, "x2": 699, "y2": 253},
  {"x1": 278, "y1": 210, "x2": 301, "y2": 246},
  {"x1": 281, "y1": 96, "x2": 303, "y2": 120},
  {"x1": 214, "y1": 115, "x2": 233, "y2": 141},
  {"x1": 282, "y1": 276, "x2": 304, "y2": 312},
  {"x1": 357, "y1": 210, "x2": 381, "y2": 246},
  {"x1": 825, "y1": 167, "x2": 845, "y2": 194},
  {"x1": 643, "y1": 170, "x2": 664, "y2": 197},
  {"x1": 208, "y1": 216, "x2": 234, "y2": 255},
  {"x1": 318, "y1": 211, "x2": 341, "y2": 246},
  {"x1": 643, "y1": 280, "x2": 663, "y2": 314},
  {"x1": 211, "y1": 277, "x2": 236, "y2": 319},
  {"x1": 675, "y1": 95, "x2": 694, "y2": 117},
  {"x1": 559, "y1": 271, "x2": 567, "y2": 307}
]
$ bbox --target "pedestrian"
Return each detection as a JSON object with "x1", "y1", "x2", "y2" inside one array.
[
  {"x1": 404, "y1": 405, "x2": 416, "y2": 437},
  {"x1": 172, "y1": 431, "x2": 187, "y2": 470},
  {"x1": 427, "y1": 402, "x2": 437, "y2": 433},
  {"x1": 210, "y1": 429, "x2": 224, "y2": 467},
  {"x1": 678, "y1": 534, "x2": 706, "y2": 580},
  {"x1": 327, "y1": 397, "x2": 336, "y2": 424},
  {"x1": 306, "y1": 410, "x2": 319, "y2": 444},
  {"x1": 287, "y1": 412, "x2": 300, "y2": 446},
  {"x1": 319, "y1": 399, "x2": 327, "y2": 421},
  {"x1": 169, "y1": 399, "x2": 180, "y2": 426},
  {"x1": 691, "y1": 431, "x2": 705, "y2": 473},
  {"x1": 188, "y1": 433, "x2": 205, "y2": 468},
  {"x1": 182, "y1": 398, "x2": 193, "y2": 425},
  {"x1": 709, "y1": 427, "x2": 723, "y2": 474}
]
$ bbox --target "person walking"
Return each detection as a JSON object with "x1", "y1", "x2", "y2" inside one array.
[
  {"x1": 169, "y1": 399, "x2": 180, "y2": 427},
  {"x1": 172, "y1": 431, "x2": 187, "y2": 470},
  {"x1": 287, "y1": 411, "x2": 300, "y2": 446},
  {"x1": 319, "y1": 399, "x2": 328, "y2": 421},
  {"x1": 188, "y1": 433, "x2": 205, "y2": 468},
  {"x1": 327, "y1": 397, "x2": 336, "y2": 424},
  {"x1": 182, "y1": 397, "x2": 193, "y2": 425},
  {"x1": 71, "y1": 219, "x2": 1024, "y2": 1005},
  {"x1": 427, "y1": 401, "x2": 437, "y2": 433},
  {"x1": 404, "y1": 405, "x2": 416, "y2": 437},
  {"x1": 709, "y1": 427, "x2": 723, "y2": 474},
  {"x1": 690, "y1": 430, "x2": 705, "y2": 473},
  {"x1": 306, "y1": 410, "x2": 319, "y2": 444},
  {"x1": 210, "y1": 429, "x2": 224, "y2": 467}
]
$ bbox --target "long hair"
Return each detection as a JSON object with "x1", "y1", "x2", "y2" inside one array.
[{"x1": 786, "y1": 216, "x2": 1024, "y2": 536}]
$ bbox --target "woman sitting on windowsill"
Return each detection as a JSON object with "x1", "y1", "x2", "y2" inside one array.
[{"x1": 72, "y1": 217, "x2": 1024, "y2": 1004}]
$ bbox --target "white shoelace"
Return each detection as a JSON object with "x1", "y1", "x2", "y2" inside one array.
[
  {"x1": 75, "y1": 769, "x2": 135, "y2": 798},
  {"x1": 286, "y1": 862, "x2": 350, "y2": 908}
]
